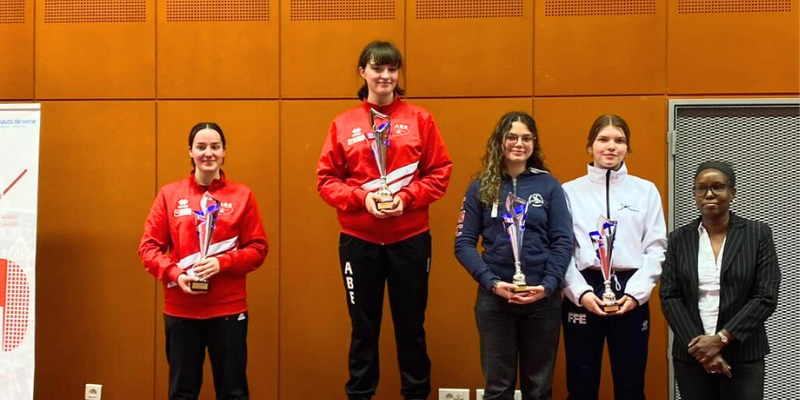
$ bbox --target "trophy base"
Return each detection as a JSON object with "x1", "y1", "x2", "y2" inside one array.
[
  {"x1": 603, "y1": 303, "x2": 620, "y2": 312},
  {"x1": 376, "y1": 201, "x2": 394, "y2": 211},
  {"x1": 513, "y1": 284, "x2": 528, "y2": 293},
  {"x1": 190, "y1": 280, "x2": 209, "y2": 292}
]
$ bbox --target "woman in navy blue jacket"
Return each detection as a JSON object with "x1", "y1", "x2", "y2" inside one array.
[{"x1": 455, "y1": 111, "x2": 573, "y2": 400}]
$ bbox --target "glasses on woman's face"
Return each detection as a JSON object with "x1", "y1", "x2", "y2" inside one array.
[
  {"x1": 505, "y1": 134, "x2": 534, "y2": 144},
  {"x1": 693, "y1": 184, "x2": 728, "y2": 197}
]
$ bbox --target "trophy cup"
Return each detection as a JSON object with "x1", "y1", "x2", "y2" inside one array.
[
  {"x1": 502, "y1": 193, "x2": 529, "y2": 292},
  {"x1": 589, "y1": 217, "x2": 619, "y2": 312},
  {"x1": 191, "y1": 192, "x2": 221, "y2": 292},
  {"x1": 369, "y1": 108, "x2": 394, "y2": 211}
]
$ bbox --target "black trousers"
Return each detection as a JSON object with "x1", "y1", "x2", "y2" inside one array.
[
  {"x1": 339, "y1": 231, "x2": 432, "y2": 400},
  {"x1": 562, "y1": 269, "x2": 650, "y2": 400},
  {"x1": 475, "y1": 288, "x2": 561, "y2": 400},
  {"x1": 164, "y1": 313, "x2": 249, "y2": 400},
  {"x1": 674, "y1": 358, "x2": 765, "y2": 400}
]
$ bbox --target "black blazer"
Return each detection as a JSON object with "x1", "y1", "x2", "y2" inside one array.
[{"x1": 660, "y1": 212, "x2": 781, "y2": 362}]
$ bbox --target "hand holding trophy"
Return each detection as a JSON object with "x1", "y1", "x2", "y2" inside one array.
[
  {"x1": 502, "y1": 193, "x2": 529, "y2": 292},
  {"x1": 589, "y1": 217, "x2": 619, "y2": 312},
  {"x1": 191, "y1": 191, "x2": 221, "y2": 292},
  {"x1": 369, "y1": 108, "x2": 394, "y2": 211}
]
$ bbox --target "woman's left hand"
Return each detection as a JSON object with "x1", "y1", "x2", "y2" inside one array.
[
  {"x1": 192, "y1": 257, "x2": 221, "y2": 280},
  {"x1": 688, "y1": 334, "x2": 724, "y2": 363},
  {"x1": 610, "y1": 295, "x2": 637, "y2": 315},
  {"x1": 381, "y1": 196, "x2": 404, "y2": 217},
  {"x1": 508, "y1": 285, "x2": 547, "y2": 305}
]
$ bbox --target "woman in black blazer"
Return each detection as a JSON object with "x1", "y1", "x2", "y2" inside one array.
[{"x1": 660, "y1": 161, "x2": 780, "y2": 400}]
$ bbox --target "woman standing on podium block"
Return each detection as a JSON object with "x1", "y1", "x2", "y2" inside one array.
[
  {"x1": 560, "y1": 114, "x2": 667, "y2": 400},
  {"x1": 317, "y1": 41, "x2": 452, "y2": 400},
  {"x1": 139, "y1": 122, "x2": 268, "y2": 400}
]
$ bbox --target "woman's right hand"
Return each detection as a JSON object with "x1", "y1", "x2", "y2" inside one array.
[
  {"x1": 493, "y1": 282, "x2": 519, "y2": 300},
  {"x1": 177, "y1": 273, "x2": 205, "y2": 295},
  {"x1": 365, "y1": 192, "x2": 390, "y2": 219},
  {"x1": 580, "y1": 292, "x2": 608, "y2": 316},
  {"x1": 702, "y1": 354, "x2": 732, "y2": 378}
]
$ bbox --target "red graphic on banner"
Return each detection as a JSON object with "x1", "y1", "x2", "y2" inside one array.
[{"x1": 0, "y1": 259, "x2": 30, "y2": 352}]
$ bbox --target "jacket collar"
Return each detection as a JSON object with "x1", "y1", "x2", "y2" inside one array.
[
  {"x1": 690, "y1": 212, "x2": 746, "y2": 278},
  {"x1": 361, "y1": 95, "x2": 402, "y2": 116},
  {"x1": 587, "y1": 162, "x2": 627, "y2": 184},
  {"x1": 190, "y1": 170, "x2": 226, "y2": 191}
]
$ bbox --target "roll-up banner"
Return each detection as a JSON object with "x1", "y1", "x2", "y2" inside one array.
[{"x1": 0, "y1": 104, "x2": 40, "y2": 400}]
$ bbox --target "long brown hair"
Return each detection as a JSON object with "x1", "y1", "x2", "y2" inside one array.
[{"x1": 477, "y1": 112, "x2": 549, "y2": 205}]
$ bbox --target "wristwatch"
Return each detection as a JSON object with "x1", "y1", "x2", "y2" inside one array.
[
  {"x1": 717, "y1": 331, "x2": 729, "y2": 345},
  {"x1": 491, "y1": 280, "x2": 500, "y2": 294}
]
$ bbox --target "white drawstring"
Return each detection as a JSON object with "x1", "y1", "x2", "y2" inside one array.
[{"x1": 612, "y1": 274, "x2": 622, "y2": 291}]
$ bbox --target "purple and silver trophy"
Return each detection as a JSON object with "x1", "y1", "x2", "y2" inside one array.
[
  {"x1": 589, "y1": 216, "x2": 619, "y2": 312},
  {"x1": 369, "y1": 108, "x2": 394, "y2": 211},
  {"x1": 503, "y1": 192, "x2": 529, "y2": 292},
  {"x1": 191, "y1": 192, "x2": 221, "y2": 292}
]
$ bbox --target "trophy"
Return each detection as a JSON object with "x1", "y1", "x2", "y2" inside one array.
[
  {"x1": 502, "y1": 193, "x2": 529, "y2": 292},
  {"x1": 589, "y1": 217, "x2": 619, "y2": 312},
  {"x1": 191, "y1": 192, "x2": 221, "y2": 292},
  {"x1": 368, "y1": 108, "x2": 394, "y2": 211}
]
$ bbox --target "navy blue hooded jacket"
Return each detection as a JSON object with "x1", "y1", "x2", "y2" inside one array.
[{"x1": 454, "y1": 168, "x2": 573, "y2": 296}]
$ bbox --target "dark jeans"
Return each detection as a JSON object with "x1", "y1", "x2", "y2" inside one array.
[
  {"x1": 339, "y1": 232, "x2": 432, "y2": 400},
  {"x1": 475, "y1": 287, "x2": 561, "y2": 400},
  {"x1": 562, "y1": 269, "x2": 650, "y2": 400},
  {"x1": 164, "y1": 313, "x2": 249, "y2": 400},
  {"x1": 674, "y1": 358, "x2": 765, "y2": 400}
]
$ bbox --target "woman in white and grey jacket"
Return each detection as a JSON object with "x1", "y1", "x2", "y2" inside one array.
[{"x1": 560, "y1": 114, "x2": 667, "y2": 400}]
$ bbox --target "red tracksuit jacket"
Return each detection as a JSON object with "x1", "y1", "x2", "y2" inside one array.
[
  {"x1": 139, "y1": 172, "x2": 268, "y2": 319},
  {"x1": 317, "y1": 97, "x2": 452, "y2": 244}
]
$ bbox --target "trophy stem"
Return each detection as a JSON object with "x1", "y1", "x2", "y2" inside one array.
[{"x1": 512, "y1": 262, "x2": 528, "y2": 292}]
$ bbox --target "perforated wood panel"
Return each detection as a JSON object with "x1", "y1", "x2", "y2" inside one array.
[
  {"x1": 406, "y1": 0, "x2": 532, "y2": 96},
  {"x1": 166, "y1": 0, "x2": 269, "y2": 22},
  {"x1": 667, "y1": 0, "x2": 799, "y2": 94},
  {"x1": 156, "y1": 0, "x2": 279, "y2": 98},
  {"x1": 669, "y1": 100, "x2": 800, "y2": 400},
  {"x1": 44, "y1": 0, "x2": 146, "y2": 23},
  {"x1": 35, "y1": 0, "x2": 155, "y2": 98},
  {"x1": 0, "y1": 0, "x2": 25, "y2": 23},
  {"x1": 534, "y1": 0, "x2": 666, "y2": 95},
  {"x1": 415, "y1": 0, "x2": 522, "y2": 19},
  {"x1": 544, "y1": 0, "x2": 655, "y2": 16},
  {"x1": 155, "y1": 100, "x2": 280, "y2": 400},
  {"x1": 35, "y1": 101, "x2": 156, "y2": 400},
  {"x1": 677, "y1": 0, "x2": 792, "y2": 14},
  {"x1": 290, "y1": 0, "x2": 394, "y2": 21},
  {"x1": 280, "y1": 5, "x2": 404, "y2": 97},
  {"x1": 534, "y1": 96, "x2": 669, "y2": 400},
  {"x1": 0, "y1": 0, "x2": 33, "y2": 98}
]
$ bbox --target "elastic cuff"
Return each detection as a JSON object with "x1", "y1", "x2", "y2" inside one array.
[
  {"x1": 577, "y1": 290, "x2": 593, "y2": 306},
  {"x1": 167, "y1": 265, "x2": 184, "y2": 283},
  {"x1": 397, "y1": 190, "x2": 412, "y2": 209},
  {"x1": 217, "y1": 254, "x2": 231, "y2": 270}
]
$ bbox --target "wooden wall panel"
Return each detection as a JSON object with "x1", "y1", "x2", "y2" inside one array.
[
  {"x1": 667, "y1": 0, "x2": 799, "y2": 94},
  {"x1": 35, "y1": 101, "x2": 156, "y2": 399},
  {"x1": 279, "y1": 99, "x2": 359, "y2": 399},
  {"x1": 0, "y1": 0, "x2": 33, "y2": 99},
  {"x1": 535, "y1": 0, "x2": 666, "y2": 96},
  {"x1": 156, "y1": 1, "x2": 279, "y2": 98},
  {"x1": 280, "y1": 4, "x2": 404, "y2": 98},
  {"x1": 34, "y1": 0, "x2": 155, "y2": 99},
  {"x1": 154, "y1": 100, "x2": 280, "y2": 399},
  {"x1": 534, "y1": 96, "x2": 668, "y2": 400},
  {"x1": 413, "y1": 98, "x2": 533, "y2": 391},
  {"x1": 406, "y1": 1, "x2": 533, "y2": 97}
]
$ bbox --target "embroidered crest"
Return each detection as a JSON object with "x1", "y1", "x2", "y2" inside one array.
[{"x1": 528, "y1": 193, "x2": 544, "y2": 208}]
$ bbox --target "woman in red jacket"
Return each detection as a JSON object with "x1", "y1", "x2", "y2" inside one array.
[
  {"x1": 139, "y1": 122, "x2": 268, "y2": 400},
  {"x1": 317, "y1": 41, "x2": 452, "y2": 400}
]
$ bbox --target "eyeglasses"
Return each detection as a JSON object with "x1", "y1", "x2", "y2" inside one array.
[
  {"x1": 693, "y1": 184, "x2": 728, "y2": 196},
  {"x1": 505, "y1": 134, "x2": 535, "y2": 143}
]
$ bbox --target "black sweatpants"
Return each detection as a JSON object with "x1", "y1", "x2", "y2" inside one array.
[
  {"x1": 562, "y1": 269, "x2": 650, "y2": 400},
  {"x1": 339, "y1": 231, "x2": 432, "y2": 400},
  {"x1": 164, "y1": 313, "x2": 249, "y2": 400}
]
